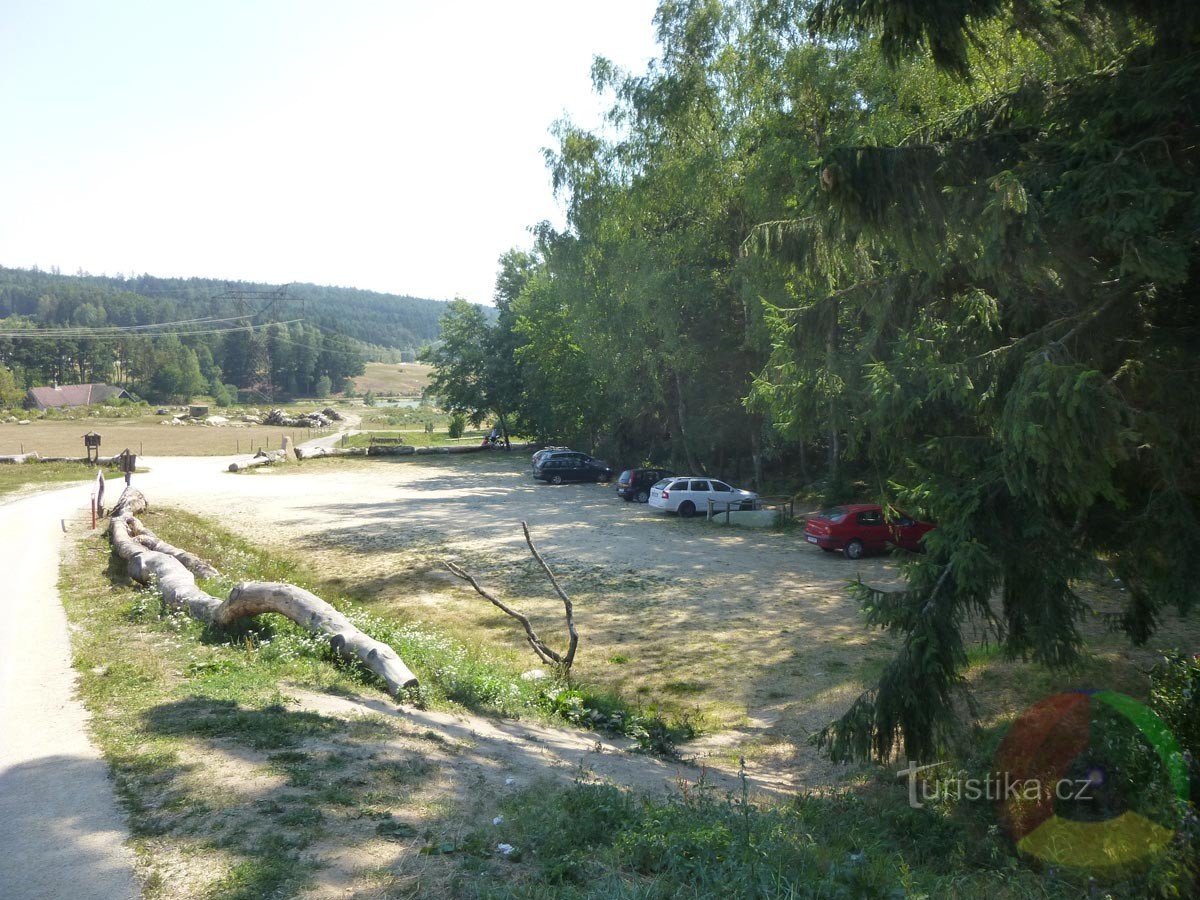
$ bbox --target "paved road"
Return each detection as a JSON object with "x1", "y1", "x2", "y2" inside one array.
[{"x1": 0, "y1": 486, "x2": 138, "y2": 900}]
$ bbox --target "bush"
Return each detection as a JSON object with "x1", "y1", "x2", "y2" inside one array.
[
  {"x1": 447, "y1": 414, "x2": 465, "y2": 438},
  {"x1": 0, "y1": 365, "x2": 24, "y2": 408},
  {"x1": 1151, "y1": 653, "x2": 1200, "y2": 797},
  {"x1": 211, "y1": 381, "x2": 238, "y2": 407},
  {"x1": 362, "y1": 390, "x2": 376, "y2": 407}
]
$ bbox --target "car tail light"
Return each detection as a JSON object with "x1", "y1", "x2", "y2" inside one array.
[{"x1": 662, "y1": 490, "x2": 669, "y2": 499}]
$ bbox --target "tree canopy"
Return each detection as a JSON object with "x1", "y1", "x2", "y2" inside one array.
[{"x1": 426, "y1": 0, "x2": 1199, "y2": 763}]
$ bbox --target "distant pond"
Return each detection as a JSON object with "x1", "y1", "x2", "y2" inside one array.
[{"x1": 374, "y1": 398, "x2": 424, "y2": 409}]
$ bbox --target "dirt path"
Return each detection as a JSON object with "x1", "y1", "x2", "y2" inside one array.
[
  {"x1": 291, "y1": 687, "x2": 782, "y2": 798},
  {"x1": 0, "y1": 486, "x2": 138, "y2": 900},
  {"x1": 296, "y1": 411, "x2": 361, "y2": 452}
]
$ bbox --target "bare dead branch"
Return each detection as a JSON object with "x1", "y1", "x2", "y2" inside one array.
[
  {"x1": 443, "y1": 522, "x2": 580, "y2": 673},
  {"x1": 443, "y1": 561, "x2": 562, "y2": 666},
  {"x1": 521, "y1": 521, "x2": 578, "y2": 670}
]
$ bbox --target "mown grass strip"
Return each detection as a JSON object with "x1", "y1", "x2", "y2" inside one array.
[{"x1": 0, "y1": 460, "x2": 105, "y2": 497}]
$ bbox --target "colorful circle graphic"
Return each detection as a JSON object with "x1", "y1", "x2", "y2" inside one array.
[{"x1": 994, "y1": 690, "x2": 1188, "y2": 870}]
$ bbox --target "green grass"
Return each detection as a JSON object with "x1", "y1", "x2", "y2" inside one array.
[
  {"x1": 0, "y1": 460, "x2": 109, "y2": 497},
  {"x1": 60, "y1": 520, "x2": 406, "y2": 897},
  {"x1": 360, "y1": 407, "x2": 449, "y2": 429},
  {"x1": 59, "y1": 505, "x2": 702, "y2": 895},
  {"x1": 60, "y1": 506, "x2": 1197, "y2": 897},
  {"x1": 467, "y1": 762, "x2": 1192, "y2": 899},
  {"x1": 142, "y1": 509, "x2": 677, "y2": 739}
]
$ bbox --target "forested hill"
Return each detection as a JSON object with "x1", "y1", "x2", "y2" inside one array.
[{"x1": 0, "y1": 267, "x2": 479, "y2": 352}]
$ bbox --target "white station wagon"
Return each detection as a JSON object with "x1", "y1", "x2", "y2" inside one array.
[{"x1": 648, "y1": 476, "x2": 758, "y2": 518}]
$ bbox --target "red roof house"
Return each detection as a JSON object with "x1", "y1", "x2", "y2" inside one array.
[{"x1": 26, "y1": 383, "x2": 131, "y2": 411}]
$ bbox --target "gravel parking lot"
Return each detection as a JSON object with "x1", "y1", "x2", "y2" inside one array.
[{"x1": 132, "y1": 452, "x2": 908, "y2": 786}]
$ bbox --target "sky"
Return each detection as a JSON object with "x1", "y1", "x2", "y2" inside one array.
[{"x1": 0, "y1": 0, "x2": 662, "y2": 304}]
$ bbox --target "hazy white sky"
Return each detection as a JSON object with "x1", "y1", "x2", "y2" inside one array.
[{"x1": 0, "y1": 1, "x2": 661, "y2": 303}]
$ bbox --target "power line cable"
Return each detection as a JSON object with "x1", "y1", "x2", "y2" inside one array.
[
  {"x1": 0, "y1": 314, "x2": 251, "y2": 338},
  {"x1": 0, "y1": 319, "x2": 301, "y2": 341}
]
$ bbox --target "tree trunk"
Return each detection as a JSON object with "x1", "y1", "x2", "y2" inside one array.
[
  {"x1": 108, "y1": 488, "x2": 419, "y2": 693},
  {"x1": 673, "y1": 374, "x2": 701, "y2": 473},
  {"x1": 826, "y1": 302, "x2": 840, "y2": 474},
  {"x1": 497, "y1": 412, "x2": 511, "y2": 450},
  {"x1": 750, "y1": 428, "x2": 763, "y2": 494}
]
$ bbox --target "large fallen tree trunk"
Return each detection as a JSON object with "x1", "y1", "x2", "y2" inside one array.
[
  {"x1": 227, "y1": 449, "x2": 287, "y2": 472},
  {"x1": 295, "y1": 441, "x2": 541, "y2": 461},
  {"x1": 294, "y1": 445, "x2": 368, "y2": 460},
  {"x1": 0, "y1": 453, "x2": 38, "y2": 464},
  {"x1": 108, "y1": 488, "x2": 418, "y2": 693},
  {"x1": 0, "y1": 453, "x2": 121, "y2": 465}
]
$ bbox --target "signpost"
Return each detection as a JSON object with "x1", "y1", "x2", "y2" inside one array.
[
  {"x1": 118, "y1": 448, "x2": 137, "y2": 486},
  {"x1": 83, "y1": 431, "x2": 102, "y2": 463}
]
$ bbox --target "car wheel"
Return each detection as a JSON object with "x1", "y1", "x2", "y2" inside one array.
[
  {"x1": 551, "y1": 474, "x2": 563, "y2": 485},
  {"x1": 678, "y1": 501, "x2": 696, "y2": 518},
  {"x1": 843, "y1": 539, "x2": 865, "y2": 560},
  {"x1": 635, "y1": 489, "x2": 649, "y2": 503}
]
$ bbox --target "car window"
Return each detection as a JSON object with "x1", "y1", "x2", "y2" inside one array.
[
  {"x1": 857, "y1": 510, "x2": 885, "y2": 526},
  {"x1": 817, "y1": 506, "x2": 849, "y2": 522},
  {"x1": 670, "y1": 480, "x2": 690, "y2": 491},
  {"x1": 619, "y1": 470, "x2": 632, "y2": 481},
  {"x1": 690, "y1": 480, "x2": 710, "y2": 492},
  {"x1": 651, "y1": 478, "x2": 670, "y2": 489},
  {"x1": 711, "y1": 481, "x2": 732, "y2": 492}
]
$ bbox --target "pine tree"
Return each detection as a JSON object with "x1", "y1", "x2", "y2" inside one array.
[{"x1": 754, "y1": 0, "x2": 1200, "y2": 761}]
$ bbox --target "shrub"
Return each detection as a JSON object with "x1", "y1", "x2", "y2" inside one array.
[
  {"x1": 447, "y1": 414, "x2": 465, "y2": 438},
  {"x1": 1151, "y1": 654, "x2": 1200, "y2": 795},
  {"x1": 211, "y1": 381, "x2": 237, "y2": 407}
]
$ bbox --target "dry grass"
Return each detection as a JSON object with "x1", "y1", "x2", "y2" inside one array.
[
  {"x1": 352, "y1": 362, "x2": 433, "y2": 396},
  {"x1": 142, "y1": 453, "x2": 1200, "y2": 791},
  {"x1": 0, "y1": 419, "x2": 333, "y2": 457}
]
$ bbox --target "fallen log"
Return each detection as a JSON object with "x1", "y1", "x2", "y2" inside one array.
[
  {"x1": 294, "y1": 440, "x2": 541, "y2": 461},
  {"x1": 127, "y1": 518, "x2": 219, "y2": 578},
  {"x1": 216, "y1": 583, "x2": 419, "y2": 693},
  {"x1": 294, "y1": 445, "x2": 368, "y2": 460},
  {"x1": 227, "y1": 449, "x2": 287, "y2": 472},
  {"x1": 367, "y1": 444, "x2": 416, "y2": 457},
  {"x1": 108, "y1": 487, "x2": 418, "y2": 693},
  {"x1": 4, "y1": 454, "x2": 119, "y2": 465}
]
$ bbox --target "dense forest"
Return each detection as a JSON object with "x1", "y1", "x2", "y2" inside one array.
[
  {"x1": 0, "y1": 266, "x2": 480, "y2": 403},
  {"x1": 426, "y1": 0, "x2": 1200, "y2": 761}
]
